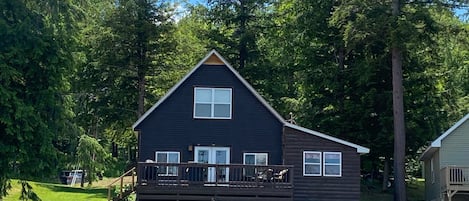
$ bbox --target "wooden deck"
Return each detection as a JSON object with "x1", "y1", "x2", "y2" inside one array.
[
  {"x1": 136, "y1": 162, "x2": 294, "y2": 201},
  {"x1": 441, "y1": 166, "x2": 469, "y2": 201}
]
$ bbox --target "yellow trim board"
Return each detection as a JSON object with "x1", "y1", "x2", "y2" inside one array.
[{"x1": 203, "y1": 54, "x2": 224, "y2": 65}]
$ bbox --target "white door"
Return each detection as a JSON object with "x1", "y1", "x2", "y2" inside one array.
[{"x1": 194, "y1": 146, "x2": 230, "y2": 183}]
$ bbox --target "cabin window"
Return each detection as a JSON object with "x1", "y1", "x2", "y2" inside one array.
[
  {"x1": 323, "y1": 152, "x2": 342, "y2": 177},
  {"x1": 155, "y1": 151, "x2": 180, "y2": 176},
  {"x1": 303, "y1": 151, "x2": 342, "y2": 177},
  {"x1": 244, "y1": 153, "x2": 268, "y2": 177},
  {"x1": 194, "y1": 87, "x2": 232, "y2": 119},
  {"x1": 303, "y1": 151, "x2": 322, "y2": 176},
  {"x1": 244, "y1": 153, "x2": 268, "y2": 165}
]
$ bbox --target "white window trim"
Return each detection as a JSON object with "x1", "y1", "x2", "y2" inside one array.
[
  {"x1": 155, "y1": 151, "x2": 180, "y2": 176},
  {"x1": 303, "y1": 151, "x2": 322, "y2": 176},
  {"x1": 243, "y1": 153, "x2": 268, "y2": 165},
  {"x1": 323, "y1": 152, "x2": 342, "y2": 177},
  {"x1": 193, "y1": 87, "x2": 232, "y2": 119}
]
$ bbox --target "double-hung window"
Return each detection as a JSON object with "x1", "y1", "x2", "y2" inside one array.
[
  {"x1": 155, "y1": 151, "x2": 180, "y2": 176},
  {"x1": 323, "y1": 152, "x2": 342, "y2": 177},
  {"x1": 303, "y1": 151, "x2": 342, "y2": 177},
  {"x1": 244, "y1": 153, "x2": 268, "y2": 177},
  {"x1": 303, "y1": 151, "x2": 322, "y2": 176},
  {"x1": 244, "y1": 153, "x2": 268, "y2": 165},
  {"x1": 194, "y1": 87, "x2": 232, "y2": 119}
]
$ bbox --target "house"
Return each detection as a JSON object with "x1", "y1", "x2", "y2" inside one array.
[
  {"x1": 420, "y1": 113, "x2": 469, "y2": 201},
  {"x1": 132, "y1": 50, "x2": 370, "y2": 201}
]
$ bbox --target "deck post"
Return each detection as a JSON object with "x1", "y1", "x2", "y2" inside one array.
[
  {"x1": 119, "y1": 177, "x2": 123, "y2": 199},
  {"x1": 107, "y1": 186, "x2": 111, "y2": 201},
  {"x1": 131, "y1": 169, "x2": 135, "y2": 191}
]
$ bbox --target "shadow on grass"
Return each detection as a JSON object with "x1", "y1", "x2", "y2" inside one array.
[
  {"x1": 360, "y1": 179, "x2": 424, "y2": 201},
  {"x1": 37, "y1": 183, "x2": 108, "y2": 199}
]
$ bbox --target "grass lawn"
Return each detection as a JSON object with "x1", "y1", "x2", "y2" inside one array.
[
  {"x1": 361, "y1": 178, "x2": 425, "y2": 201},
  {"x1": 3, "y1": 177, "x2": 423, "y2": 201},
  {"x1": 3, "y1": 179, "x2": 109, "y2": 201}
]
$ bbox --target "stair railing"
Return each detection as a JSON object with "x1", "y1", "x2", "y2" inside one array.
[{"x1": 107, "y1": 167, "x2": 136, "y2": 201}]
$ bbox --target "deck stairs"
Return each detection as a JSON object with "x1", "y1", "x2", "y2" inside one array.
[{"x1": 107, "y1": 167, "x2": 137, "y2": 201}]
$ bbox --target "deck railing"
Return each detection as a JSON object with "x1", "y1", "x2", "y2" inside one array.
[
  {"x1": 137, "y1": 162, "x2": 293, "y2": 188},
  {"x1": 441, "y1": 166, "x2": 469, "y2": 191}
]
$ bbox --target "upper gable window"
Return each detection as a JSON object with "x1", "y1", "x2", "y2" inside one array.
[{"x1": 194, "y1": 87, "x2": 232, "y2": 119}]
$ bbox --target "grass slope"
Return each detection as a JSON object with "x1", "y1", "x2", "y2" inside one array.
[{"x1": 4, "y1": 180, "x2": 108, "y2": 201}]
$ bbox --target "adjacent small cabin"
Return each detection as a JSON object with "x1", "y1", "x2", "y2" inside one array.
[
  {"x1": 132, "y1": 50, "x2": 369, "y2": 201},
  {"x1": 420, "y1": 114, "x2": 469, "y2": 201}
]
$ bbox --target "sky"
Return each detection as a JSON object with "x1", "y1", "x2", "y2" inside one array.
[
  {"x1": 180, "y1": 0, "x2": 468, "y2": 22},
  {"x1": 454, "y1": 8, "x2": 469, "y2": 22}
]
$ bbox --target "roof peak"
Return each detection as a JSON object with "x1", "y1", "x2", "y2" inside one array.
[
  {"x1": 431, "y1": 113, "x2": 469, "y2": 147},
  {"x1": 203, "y1": 52, "x2": 224, "y2": 65},
  {"x1": 132, "y1": 49, "x2": 285, "y2": 129},
  {"x1": 420, "y1": 113, "x2": 469, "y2": 160}
]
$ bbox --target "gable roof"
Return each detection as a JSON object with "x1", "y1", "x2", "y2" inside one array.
[
  {"x1": 132, "y1": 50, "x2": 285, "y2": 129},
  {"x1": 420, "y1": 113, "x2": 469, "y2": 160},
  {"x1": 285, "y1": 123, "x2": 370, "y2": 154},
  {"x1": 133, "y1": 50, "x2": 370, "y2": 154}
]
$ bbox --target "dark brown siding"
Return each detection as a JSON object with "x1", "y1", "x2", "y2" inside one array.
[{"x1": 283, "y1": 126, "x2": 361, "y2": 201}]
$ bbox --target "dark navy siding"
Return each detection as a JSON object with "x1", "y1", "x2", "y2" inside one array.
[
  {"x1": 136, "y1": 64, "x2": 283, "y2": 165},
  {"x1": 283, "y1": 126, "x2": 361, "y2": 201}
]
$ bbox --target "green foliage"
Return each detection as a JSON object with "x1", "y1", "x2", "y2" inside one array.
[
  {"x1": 74, "y1": 0, "x2": 177, "y2": 153},
  {"x1": 77, "y1": 135, "x2": 109, "y2": 185},
  {"x1": 1, "y1": 0, "x2": 468, "y2": 198},
  {"x1": 204, "y1": 0, "x2": 273, "y2": 71},
  {"x1": 0, "y1": 178, "x2": 11, "y2": 198},
  {"x1": 0, "y1": 0, "x2": 80, "y2": 197},
  {"x1": 19, "y1": 181, "x2": 41, "y2": 201}
]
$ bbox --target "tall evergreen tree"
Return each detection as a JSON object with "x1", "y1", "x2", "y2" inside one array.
[
  {"x1": 390, "y1": 0, "x2": 407, "y2": 198},
  {"x1": 205, "y1": 0, "x2": 271, "y2": 71},
  {"x1": 75, "y1": 0, "x2": 176, "y2": 158},
  {"x1": 0, "y1": 0, "x2": 80, "y2": 197}
]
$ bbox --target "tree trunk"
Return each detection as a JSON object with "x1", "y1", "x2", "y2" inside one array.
[
  {"x1": 238, "y1": 1, "x2": 247, "y2": 70},
  {"x1": 392, "y1": 1, "x2": 406, "y2": 199},
  {"x1": 382, "y1": 157, "x2": 390, "y2": 192},
  {"x1": 392, "y1": 46, "x2": 406, "y2": 201},
  {"x1": 112, "y1": 142, "x2": 118, "y2": 157},
  {"x1": 80, "y1": 170, "x2": 85, "y2": 187},
  {"x1": 337, "y1": 47, "x2": 345, "y2": 121},
  {"x1": 137, "y1": 68, "x2": 145, "y2": 118}
]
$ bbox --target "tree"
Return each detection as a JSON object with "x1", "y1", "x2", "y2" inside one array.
[
  {"x1": 75, "y1": 0, "x2": 176, "y2": 160},
  {"x1": 0, "y1": 0, "x2": 80, "y2": 198},
  {"x1": 76, "y1": 135, "x2": 109, "y2": 186},
  {"x1": 390, "y1": 0, "x2": 407, "y2": 199},
  {"x1": 145, "y1": 4, "x2": 212, "y2": 102},
  {"x1": 19, "y1": 181, "x2": 40, "y2": 201},
  {"x1": 204, "y1": 0, "x2": 272, "y2": 71},
  {"x1": 432, "y1": 8, "x2": 469, "y2": 119},
  {"x1": 329, "y1": 0, "x2": 469, "y2": 196},
  {"x1": 255, "y1": 0, "x2": 465, "y2": 194}
]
